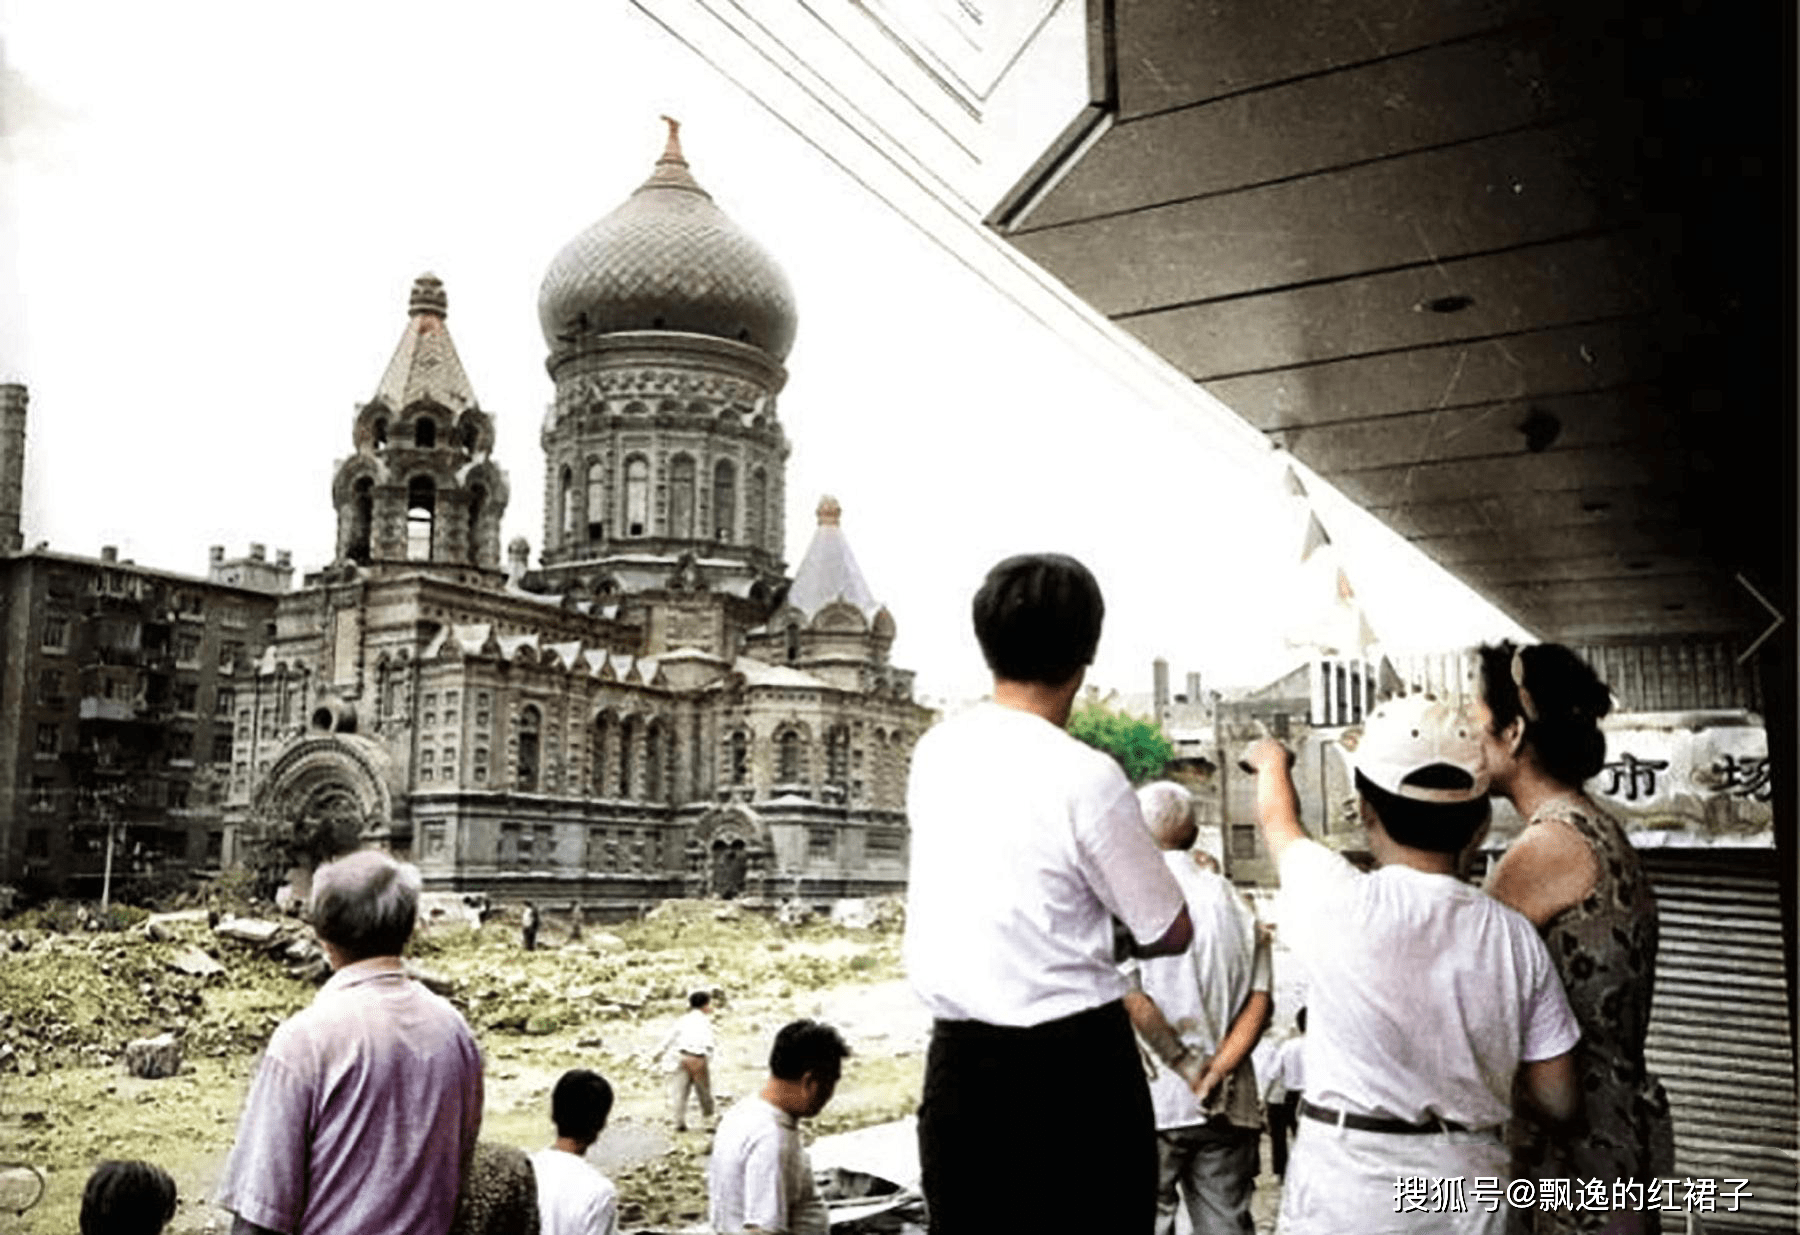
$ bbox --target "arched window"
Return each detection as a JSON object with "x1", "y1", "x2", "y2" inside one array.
[
  {"x1": 618, "y1": 715, "x2": 638, "y2": 797},
  {"x1": 669, "y1": 455, "x2": 695, "y2": 539},
  {"x1": 625, "y1": 457, "x2": 649, "y2": 537},
  {"x1": 586, "y1": 462, "x2": 605, "y2": 541},
  {"x1": 415, "y1": 418, "x2": 437, "y2": 448},
  {"x1": 468, "y1": 484, "x2": 487, "y2": 564},
  {"x1": 373, "y1": 419, "x2": 389, "y2": 450},
  {"x1": 592, "y1": 714, "x2": 610, "y2": 796},
  {"x1": 778, "y1": 729, "x2": 801, "y2": 783},
  {"x1": 645, "y1": 722, "x2": 664, "y2": 802},
  {"x1": 785, "y1": 624, "x2": 801, "y2": 664},
  {"x1": 517, "y1": 705, "x2": 541, "y2": 791},
  {"x1": 729, "y1": 730, "x2": 748, "y2": 785},
  {"x1": 826, "y1": 725, "x2": 850, "y2": 788},
  {"x1": 460, "y1": 420, "x2": 478, "y2": 452},
  {"x1": 712, "y1": 460, "x2": 735, "y2": 542},
  {"x1": 349, "y1": 477, "x2": 373, "y2": 564},
  {"x1": 405, "y1": 477, "x2": 435, "y2": 561},
  {"x1": 748, "y1": 467, "x2": 767, "y2": 550},
  {"x1": 560, "y1": 465, "x2": 576, "y2": 539}
]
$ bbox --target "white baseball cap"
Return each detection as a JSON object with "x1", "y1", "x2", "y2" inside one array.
[{"x1": 1354, "y1": 694, "x2": 1490, "y2": 803}]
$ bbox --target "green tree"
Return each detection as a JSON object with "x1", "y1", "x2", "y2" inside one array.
[{"x1": 1067, "y1": 701, "x2": 1174, "y2": 784}]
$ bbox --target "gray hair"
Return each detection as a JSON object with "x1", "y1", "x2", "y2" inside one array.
[
  {"x1": 1136, "y1": 781, "x2": 1195, "y2": 850},
  {"x1": 309, "y1": 849, "x2": 421, "y2": 960}
]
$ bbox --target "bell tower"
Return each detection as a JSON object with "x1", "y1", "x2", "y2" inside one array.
[{"x1": 331, "y1": 274, "x2": 510, "y2": 582}]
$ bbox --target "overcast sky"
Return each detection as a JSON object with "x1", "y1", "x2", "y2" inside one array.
[{"x1": 0, "y1": 1, "x2": 1527, "y2": 705}]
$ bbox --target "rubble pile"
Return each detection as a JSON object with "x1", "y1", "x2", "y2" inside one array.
[
  {"x1": 0, "y1": 911, "x2": 310, "y2": 1074},
  {"x1": 0, "y1": 896, "x2": 904, "y2": 1079}
]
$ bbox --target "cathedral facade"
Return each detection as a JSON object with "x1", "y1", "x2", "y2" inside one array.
[{"x1": 226, "y1": 123, "x2": 930, "y2": 905}]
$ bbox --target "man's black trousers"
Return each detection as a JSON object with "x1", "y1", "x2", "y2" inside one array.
[{"x1": 918, "y1": 998, "x2": 1156, "y2": 1233}]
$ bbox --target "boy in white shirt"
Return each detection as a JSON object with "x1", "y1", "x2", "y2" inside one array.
[
  {"x1": 1241, "y1": 694, "x2": 1580, "y2": 1234},
  {"x1": 528, "y1": 1069, "x2": 619, "y2": 1235},
  {"x1": 707, "y1": 1019, "x2": 848, "y2": 1235}
]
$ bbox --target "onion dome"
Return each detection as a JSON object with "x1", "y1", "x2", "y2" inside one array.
[{"x1": 538, "y1": 117, "x2": 798, "y2": 360}]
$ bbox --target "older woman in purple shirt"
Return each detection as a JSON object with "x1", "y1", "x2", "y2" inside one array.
[{"x1": 216, "y1": 850, "x2": 485, "y2": 1235}]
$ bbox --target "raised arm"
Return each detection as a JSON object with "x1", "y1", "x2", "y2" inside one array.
[{"x1": 1240, "y1": 738, "x2": 1306, "y2": 861}]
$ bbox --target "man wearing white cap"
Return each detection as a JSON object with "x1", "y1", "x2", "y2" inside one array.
[{"x1": 1240, "y1": 695, "x2": 1580, "y2": 1235}]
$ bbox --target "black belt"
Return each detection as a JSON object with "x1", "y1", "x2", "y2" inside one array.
[{"x1": 1299, "y1": 1099, "x2": 1486, "y2": 1136}]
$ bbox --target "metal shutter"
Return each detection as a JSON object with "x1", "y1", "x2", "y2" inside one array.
[{"x1": 1642, "y1": 849, "x2": 1796, "y2": 1233}]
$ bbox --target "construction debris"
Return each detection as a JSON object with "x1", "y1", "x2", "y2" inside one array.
[
  {"x1": 166, "y1": 947, "x2": 226, "y2": 979},
  {"x1": 123, "y1": 1032, "x2": 184, "y2": 1079}
]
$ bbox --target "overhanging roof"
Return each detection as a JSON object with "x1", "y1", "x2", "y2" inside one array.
[{"x1": 990, "y1": 1, "x2": 1791, "y2": 644}]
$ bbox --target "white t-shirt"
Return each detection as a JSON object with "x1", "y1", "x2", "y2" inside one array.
[
  {"x1": 659, "y1": 1008, "x2": 715, "y2": 1068},
  {"x1": 707, "y1": 1096, "x2": 828, "y2": 1235},
  {"x1": 1251, "y1": 1033, "x2": 1306, "y2": 1104},
  {"x1": 904, "y1": 701, "x2": 1186, "y2": 1026},
  {"x1": 1277, "y1": 839, "x2": 1578, "y2": 1128},
  {"x1": 1125, "y1": 853, "x2": 1271, "y2": 1128},
  {"x1": 528, "y1": 1147, "x2": 618, "y2": 1235}
]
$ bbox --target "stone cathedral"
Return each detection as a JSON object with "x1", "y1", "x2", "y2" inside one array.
[{"x1": 226, "y1": 121, "x2": 930, "y2": 904}]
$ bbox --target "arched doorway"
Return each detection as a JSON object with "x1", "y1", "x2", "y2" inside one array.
[{"x1": 711, "y1": 836, "x2": 748, "y2": 899}]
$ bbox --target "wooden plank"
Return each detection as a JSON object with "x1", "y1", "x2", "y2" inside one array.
[
  {"x1": 1204, "y1": 319, "x2": 1659, "y2": 430},
  {"x1": 1015, "y1": 119, "x2": 1616, "y2": 313},
  {"x1": 1123, "y1": 233, "x2": 1662, "y2": 379},
  {"x1": 1115, "y1": 0, "x2": 1534, "y2": 119},
  {"x1": 1268, "y1": 386, "x2": 1675, "y2": 472},
  {"x1": 1327, "y1": 444, "x2": 1662, "y2": 508}
]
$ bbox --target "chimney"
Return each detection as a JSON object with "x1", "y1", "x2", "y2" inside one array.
[
  {"x1": 1153, "y1": 657, "x2": 1170, "y2": 718},
  {"x1": 209, "y1": 545, "x2": 225, "y2": 563},
  {"x1": 249, "y1": 543, "x2": 266, "y2": 561},
  {"x1": 506, "y1": 536, "x2": 530, "y2": 586},
  {"x1": 1187, "y1": 671, "x2": 1202, "y2": 703},
  {"x1": 275, "y1": 549, "x2": 292, "y2": 569},
  {"x1": 100, "y1": 545, "x2": 118, "y2": 563},
  {"x1": 0, "y1": 384, "x2": 27, "y2": 554}
]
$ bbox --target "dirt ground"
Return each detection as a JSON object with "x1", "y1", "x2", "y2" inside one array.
[{"x1": 0, "y1": 900, "x2": 1293, "y2": 1233}]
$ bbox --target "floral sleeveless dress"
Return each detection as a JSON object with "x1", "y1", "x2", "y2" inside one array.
[{"x1": 1507, "y1": 797, "x2": 1675, "y2": 1235}]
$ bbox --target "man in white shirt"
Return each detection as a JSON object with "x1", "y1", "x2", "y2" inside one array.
[
  {"x1": 1122, "y1": 781, "x2": 1272, "y2": 1235},
  {"x1": 656, "y1": 990, "x2": 716, "y2": 1131},
  {"x1": 904, "y1": 553, "x2": 1192, "y2": 1234},
  {"x1": 707, "y1": 1019, "x2": 847, "y2": 1235},
  {"x1": 1241, "y1": 694, "x2": 1581, "y2": 1234},
  {"x1": 528, "y1": 1070, "x2": 619, "y2": 1235}
]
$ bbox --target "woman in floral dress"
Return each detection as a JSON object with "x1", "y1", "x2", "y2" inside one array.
[{"x1": 1476, "y1": 642, "x2": 1674, "y2": 1235}]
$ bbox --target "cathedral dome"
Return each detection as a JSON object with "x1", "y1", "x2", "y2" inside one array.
[{"x1": 538, "y1": 118, "x2": 798, "y2": 361}]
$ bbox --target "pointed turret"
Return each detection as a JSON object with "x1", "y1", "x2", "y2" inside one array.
[
  {"x1": 786, "y1": 496, "x2": 879, "y2": 619},
  {"x1": 372, "y1": 273, "x2": 478, "y2": 415}
]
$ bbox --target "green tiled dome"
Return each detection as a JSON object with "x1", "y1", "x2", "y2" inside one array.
[{"x1": 538, "y1": 120, "x2": 797, "y2": 361}]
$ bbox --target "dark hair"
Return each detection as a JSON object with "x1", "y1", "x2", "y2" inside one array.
[
  {"x1": 81, "y1": 1160, "x2": 177, "y2": 1235},
  {"x1": 1294, "y1": 1006, "x2": 1307, "y2": 1034},
  {"x1": 971, "y1": 554, "x2": 1104, "y2": 685},
  {"x1": 1476, "y1": 642, "x2": 1613, "y2": 785},
  {"x1": 688, "y1": 990, "x2": 712, "y2": 1010},
  {"x1": 551, "y1": 1069, "x2": 615, "y2": 1142},
  {"x1": 1355, "y1": 771, "x2": 1490, "y2": 855},
  {"x1": 769, "y1": 1019, "x2": 849, "y2": 1082}
]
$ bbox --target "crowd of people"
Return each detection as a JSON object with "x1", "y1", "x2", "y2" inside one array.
[
  {"x1": 901, "y1": 552, "x2": 1669, "y2": 1235},
  {"x1": 75, "y1": 550, "x2": 1667, "y2": 1235}
]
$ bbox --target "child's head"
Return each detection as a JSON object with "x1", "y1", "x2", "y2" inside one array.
[
  {"x1": 689, "y1": 990, "x2": 712, "y2": 1012},
  {"x1": 81, "y1": 1161, "x2": 177, "y2": 1235},
  {"x1": 1353, "y1": 695, "x2": 1491, "y2": 856},
  {"x1": 551, "y1": 1069, "x2": 615, "y2": 1146}
]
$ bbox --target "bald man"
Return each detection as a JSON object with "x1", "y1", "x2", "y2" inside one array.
[{"x1": 1122, "y1": 781, "x2": 1273, "y2": 1235}]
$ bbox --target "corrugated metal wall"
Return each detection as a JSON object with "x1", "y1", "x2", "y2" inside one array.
[{"x1": 1642, "y1": 850, "x2": 1796, "y2": 1233}]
